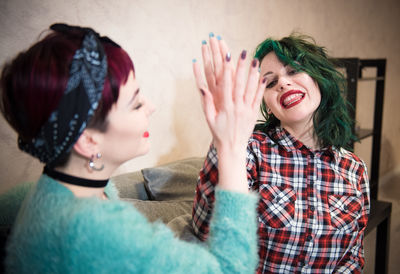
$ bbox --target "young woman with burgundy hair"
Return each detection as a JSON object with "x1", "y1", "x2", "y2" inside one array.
[{"x1": 1, "y1": 24, "x2": 266, "y2": 273}]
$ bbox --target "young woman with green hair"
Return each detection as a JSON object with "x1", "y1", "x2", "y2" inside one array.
[{"x1": 193, "y1": 34, "x2": 370, "y2": 273}]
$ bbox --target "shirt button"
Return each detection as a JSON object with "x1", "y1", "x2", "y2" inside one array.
[
  {"x1": 306, "y1": 235, "x2": 313, "y2": 241},
  {"x1": 310, "y1": 205, "x2": 315, "y2": 211}
]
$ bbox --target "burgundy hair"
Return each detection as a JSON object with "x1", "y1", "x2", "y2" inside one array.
[{"x1": 0, "y1": 29, "x2": 134, "y2": 141}]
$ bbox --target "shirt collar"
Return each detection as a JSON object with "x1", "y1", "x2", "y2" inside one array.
[{"x1": 267, "y1": 126, "x2": 337, "y2": 161}]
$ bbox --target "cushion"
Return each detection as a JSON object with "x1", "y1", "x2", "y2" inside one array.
[
  {"x1": 122, "y1": 198, "x2": 201, "y2": 243},
  {"x1": 142, "y1": 157, "x2": 204, "y2": 201},
  {"x1": 111, "y1": 171, "x2": 149, "y2": 200}
]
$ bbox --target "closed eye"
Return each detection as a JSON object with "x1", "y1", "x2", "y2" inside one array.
[
  {"x1": 287, "y1": 67, "x2": 297, "y2": 76},
  {"x1": 133, "y1": 102, "x2": 143, "y2": 110},
  {"x1": 266, "y1": 78, "x2": 277, "y2": 89}
]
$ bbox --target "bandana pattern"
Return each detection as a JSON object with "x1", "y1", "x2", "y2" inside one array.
[{"x1": 18, "y1": 31, "x2": 107, "y2": 165}]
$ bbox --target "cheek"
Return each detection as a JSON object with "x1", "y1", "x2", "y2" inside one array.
[{"x1": 263, "y1": 92, "x2": 275, "y2": 108}]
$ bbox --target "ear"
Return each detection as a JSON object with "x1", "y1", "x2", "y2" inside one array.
[{"x1": 72, "y1": 129, "x2": 103, "y2": 159}]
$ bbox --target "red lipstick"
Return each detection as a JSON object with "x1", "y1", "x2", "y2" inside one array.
[
  {"x1": 280, "y1": 90, "x2": 305, "y2": 109},
  {"x1": 143, "y1": 131, "x2": 149, "y2": 138}
]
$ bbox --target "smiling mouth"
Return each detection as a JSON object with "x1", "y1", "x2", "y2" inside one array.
[{"x1": 280, "y1": 90, "x2": 305, "y2": 109}]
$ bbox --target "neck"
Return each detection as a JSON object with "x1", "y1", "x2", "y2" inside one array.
[
  {"x1": 282, "y1": 121, "x2": 320, "y2": 150},
  {"x1": 49, "y1": 163, "x2": 114, "y2": 199}
]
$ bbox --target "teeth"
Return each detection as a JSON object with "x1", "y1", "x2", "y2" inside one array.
[{"x1": 283, "y1": 94, "x2": 303, "y2": 106}]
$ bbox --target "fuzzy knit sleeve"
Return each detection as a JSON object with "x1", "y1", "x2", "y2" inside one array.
[{"x1": 65, "y1": 188, "x2": 259, "y2": 274}]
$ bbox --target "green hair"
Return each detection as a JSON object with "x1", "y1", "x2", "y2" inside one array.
[{"x1": 254, "y1": 34, "x2": 356, "y2": 150}]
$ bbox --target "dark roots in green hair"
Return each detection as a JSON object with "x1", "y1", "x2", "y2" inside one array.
[{"x1": 254, "y1": 33, "x2": 357, "y2": 150}]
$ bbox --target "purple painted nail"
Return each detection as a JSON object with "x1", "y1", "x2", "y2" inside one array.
[
  {"x1": 252, "y1": 59, "x2": 258, "y2": 68},
  {"x1": 226, "y1": 52, "x2": 231, "y2": 62},
  {"x1": 200, "y1": 89, "x2": 205, "y2": 96},
  {"x1": 262, "y1": 77, "x2": 267, "y2": 84},
  {"x1": 241, "y1": 50, "x2": 247, "y2": 60}
]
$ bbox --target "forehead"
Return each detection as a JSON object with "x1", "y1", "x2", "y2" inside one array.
[
  {"x1": 260, "y1": 52, "x2": 286, "y2": 74},
  {"x1": 117, "y1": 71, "x2": 138, "y2": 101}
]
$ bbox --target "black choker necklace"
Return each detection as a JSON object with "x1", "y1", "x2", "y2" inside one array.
[{"x1": 43, "y1": 166, "x2": 109, "y2": 188}]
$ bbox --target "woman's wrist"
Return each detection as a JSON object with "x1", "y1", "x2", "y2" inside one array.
[{"x1": 216, "y1": 147, "x2": 249, "y2": 194}]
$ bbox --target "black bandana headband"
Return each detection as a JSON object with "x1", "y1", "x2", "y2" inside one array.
[{"x1": 18, "y1": 23, "x2": 118, "y2": 165}]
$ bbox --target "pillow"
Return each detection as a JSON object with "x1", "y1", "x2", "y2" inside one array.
[
  {"x1": 141, "y1": 157, "x2": 204, "y2": 201},
  {"x1": 122, "y1": 198, "x2": 193, "y2": 223},
  {"x1": 111, "y1": 170, "x2": 149, "y2": 200},
  {"x1": 122, "y1": 198, "x2": 201, "y2": 243}
]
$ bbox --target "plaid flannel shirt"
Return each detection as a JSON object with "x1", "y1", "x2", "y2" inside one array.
[{"x1": 192, "y1": 127, "x2": 370, "y2": 273}]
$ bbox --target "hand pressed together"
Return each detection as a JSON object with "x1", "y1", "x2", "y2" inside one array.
[
  {"x1": 193, "y1": 35, "x2": 266, "y2": 153},
  {"x1": 193, "y1": 35, "x2": 267, "y2": 193}
]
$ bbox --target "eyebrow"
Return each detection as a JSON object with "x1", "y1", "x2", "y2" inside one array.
[
  {"x1": 128, "y1": 88, "x2": 140, "y2": 106},
  {"x1": 262, "y1": 64, "x2": 291, "y2": 77}
]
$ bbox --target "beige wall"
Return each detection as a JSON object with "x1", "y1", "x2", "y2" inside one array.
[{"x1": 1, "y1": 0, "x2": 399, "y2": 194}]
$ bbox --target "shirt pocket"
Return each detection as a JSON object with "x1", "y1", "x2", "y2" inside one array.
[
  {"x1": 328, "y1": 194, "x2": 362, "y2": 232},
  {"x1": 259, "y1": 185, "x2": 296, "y2": 229}
]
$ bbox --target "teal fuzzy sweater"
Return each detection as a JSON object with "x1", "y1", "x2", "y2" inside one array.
[{"x1": 5, "y1": 175, "x2": 258, "y2": 273}]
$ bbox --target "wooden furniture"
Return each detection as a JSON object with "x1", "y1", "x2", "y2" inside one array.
[{"x1": 337, "y1": 58, "x2": 392, "y2": 274}]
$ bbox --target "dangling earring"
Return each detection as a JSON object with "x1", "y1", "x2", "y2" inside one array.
[
  {"x1": 89, "y1": 153, "x2": 104, "y2": 171},
  {"x1": 266, "y1": 107, "x2": 272, "y2": 115}
]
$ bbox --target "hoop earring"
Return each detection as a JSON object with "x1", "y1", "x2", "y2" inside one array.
[
  {"x1": 89, "y1": 153, "x2": 104, "y2": 171},
  {"x1": 266, "y1": 107, "x2": 272, "y2": 115}
]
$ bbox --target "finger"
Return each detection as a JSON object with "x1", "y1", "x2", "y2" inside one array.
[
  {"x1": 221, "y1": 52, "x2": 233, "y2": 108},
  {"x1": 233, "y1": 50, "x2": 248, "y2": 103},
  {"x1": 218, "y1": 38, "x2": 235, "y2": 80},
  {"x1": 201, "y1": 41, "x2": 216, "y2": 92},
  {"x1": 253, "y1": 75, "x2": 267, "y2": 110},
  {"x1": 192, "y1": 59, "x2": 206, "y2": 90},
  {"x1": 192, "y1": 60, "x2": 216, "y2": 126},
  {"x1": 244, "y1": 59, "x2": 260, "y2": 105},
  {"x1": 209, "y1": 33, "x2": 223, "y2": 80}
]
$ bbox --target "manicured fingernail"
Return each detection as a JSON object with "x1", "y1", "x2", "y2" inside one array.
[
  {"x1": 258, "y1": 67, "x2": 261, "y2": 73},
  {"x1": 217, "y1": 35, "x2": 222, "y2": 41},
  {"x1": 252, "y1": 59, "x2": 258, "y2": 68},
  {"x1": 209, "y1": 32, "x2": 214, "y2": 38},
  {"x1": 192, "y1": 58, "x2": 197, "y2": 63},
  {"x1": 226, "y1": 52, "x2": 231, "y2": 62},
  {"x1": 262, "y1": 77, "x2": 267, "y2": 84},
  {"x1": 200, "y1": 89, "x2": 205, "y2": 96},
  {"x1": 202, "y1": 40, "x2": 207, "y2": 45},
  {"x1": 240, "y1": 50, "x2": 247, "y2": 60}
]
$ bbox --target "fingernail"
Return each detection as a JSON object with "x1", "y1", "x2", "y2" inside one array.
[
  {"x1": 209, "y1": 32, "x2": 214, "y2": 38},
  {"x1": 258, "y1": 67, "x2": 261, "y2": 73},
  {"x1": 192, "y1": 58, "x2": 197, "y2": 63},
  {"x1": 226, "y1": 52, "x2": 231, "y2": 62},
  {"x1": 262, "y1": 77, "x2": 267, "y2": 84},
  {"x1": 217, "y1": 35, "x2": 222, "y2": 41},
  {"x1": 202, "y1": 40, "x2": 207, "y2": 45},
  {"x1": 252, "y1": 59, "x2": 258, "y2": 68},
  {"x1": 200, "y1": 89, "x2": 205, "y2": 96},
  {"x1": 240, "y1": 50, "x2": 247, "y2": 60}
]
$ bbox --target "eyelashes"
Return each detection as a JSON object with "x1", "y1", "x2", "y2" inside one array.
[
  {"x1": 265, "y1": 67, "x2": 298, "y2": 89},
  {"x1": 133, "y1": 102, "x2": 143, "y2": 110}
]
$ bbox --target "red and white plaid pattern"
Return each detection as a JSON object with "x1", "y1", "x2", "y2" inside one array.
[{"x1": 192, "y1": 127, "x2": 370, "y2": 273}]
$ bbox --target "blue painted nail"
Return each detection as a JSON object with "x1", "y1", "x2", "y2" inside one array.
[
  {"x1": 258, "y1": 67, "x2": 261, "y2": 73},
  {"x1": 192, "y1": 58, "x2": 197, "y2": 63},
  {"x1": 217, "y1": 35, "x2": 222, "y2": 41},
  {"x1": 209, "y1": 32, "x2": 214, "y2": 38},
  {"x1": 202, "y1": 40, "x2": 207, "y2": 45}
]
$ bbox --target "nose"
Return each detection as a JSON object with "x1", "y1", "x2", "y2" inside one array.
[{"x1": 277, "y1": 76, "x2": 292, "y2": 91}]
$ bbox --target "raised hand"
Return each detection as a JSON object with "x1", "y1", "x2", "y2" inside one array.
[
  {"x1": 192, "y1": 35, "x2": 267, "y2": 193},
  {"x1": 193, "y1": 35, "x2": 266, "y2": 153}
]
